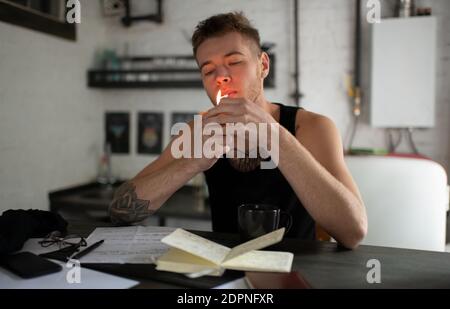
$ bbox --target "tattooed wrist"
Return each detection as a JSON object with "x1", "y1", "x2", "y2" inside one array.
[{"x1": 109, "y1": 181, "x2": 154, "y2": 224}]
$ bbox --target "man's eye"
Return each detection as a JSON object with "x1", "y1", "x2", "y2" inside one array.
[
  {"x1": 230, "y1": 61, "x2": 242, "y2": 65},
  {"x1": 204, "y1": 70, "x2": 214, "y2": 76}
]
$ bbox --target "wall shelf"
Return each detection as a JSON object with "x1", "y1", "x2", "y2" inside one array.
[
  {"x1": 88, "y1": 69, "x2": 203, "y2": 88},
  {"x1": 87, "y1": 54, "x2": 275, "y2": 89}
]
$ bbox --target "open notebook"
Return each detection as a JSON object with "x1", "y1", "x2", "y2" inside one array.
[{"x1": 155, "y1": 228, "x2": 293, "y2": 277}]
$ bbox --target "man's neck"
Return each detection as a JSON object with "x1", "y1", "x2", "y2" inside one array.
[
  {"x1": 252, "y1": 90, "x2": 280, "y2": 122},
  {"x1": 260, "y1": 97, "x2": 279, "y2": 122}
]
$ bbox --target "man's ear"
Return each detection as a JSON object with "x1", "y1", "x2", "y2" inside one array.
[{"x1": 260, "y1": 52, "x2": 270, "y2": 79}]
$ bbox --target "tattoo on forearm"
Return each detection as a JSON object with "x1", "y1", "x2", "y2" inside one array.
[{"x1": 109, "y1": 181, "x2": 154, "y2": 225}]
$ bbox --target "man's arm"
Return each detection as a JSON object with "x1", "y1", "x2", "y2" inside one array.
[
  {"x1": 109, "y1": 156, "x2": 199, "y2": 225},
  {"x1": 109, "y1": 120, "x2": 223, "y2": 225},
  {"x1": 277, "y1": 112, "x2": 367, "y2": 249}
]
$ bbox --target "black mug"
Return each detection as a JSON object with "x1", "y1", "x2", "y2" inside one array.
[{"x1": 238, "y1": 204, "x2": 292, "y2": 241}]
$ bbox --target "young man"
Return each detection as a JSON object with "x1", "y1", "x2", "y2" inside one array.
[{"x1": 109, "y1": 12, "x2": 367, "y2": 249}]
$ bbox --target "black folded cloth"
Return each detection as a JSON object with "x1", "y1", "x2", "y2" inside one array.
[{"x1": 0, "y1": 209, "x2": 67, "y2": 255}]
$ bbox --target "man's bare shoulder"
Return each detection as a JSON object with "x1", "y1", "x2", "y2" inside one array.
[
  {"x1": 294, "y1": 109, "x2": 342, "y2": 156},
  {"x1": 295, "y1": 109, "x2": 336, "y2": 137}
]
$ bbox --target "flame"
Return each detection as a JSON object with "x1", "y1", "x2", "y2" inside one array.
[
  {"x1": 216, "y1": 90, "x2": 222, "y2": 106},
  {"x1": 216, "y1": 90, "x2": 229, "y2": 106}
]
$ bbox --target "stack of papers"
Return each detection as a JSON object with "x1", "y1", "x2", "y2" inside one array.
[{"x1": 79, "y1": 225, "x2": 176, "y2": 264}]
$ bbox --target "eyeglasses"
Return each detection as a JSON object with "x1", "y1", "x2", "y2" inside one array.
[{"x1": 39, "y1": 231, "x2": 87, "y2": 249}]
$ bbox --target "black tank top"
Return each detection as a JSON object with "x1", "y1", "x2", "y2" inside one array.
[{"x1": 204, "y1": 103, "x2": 316, "y2": 239}]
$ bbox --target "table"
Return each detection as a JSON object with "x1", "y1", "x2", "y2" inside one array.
[{"x1": 71, "y1": 225, "x2": 450, "y2": 289}]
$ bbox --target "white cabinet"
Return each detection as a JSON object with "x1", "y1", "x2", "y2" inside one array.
[{"x1": 370, "y1": 17, "x2": 436, "y2": 128}]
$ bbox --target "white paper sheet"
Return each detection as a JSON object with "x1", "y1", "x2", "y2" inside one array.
[
  {"x1": 79, "y1": 226, "x2": 176, "y2": 264},
  {"x1": 0, "y1": 239, "x2": 138, "y2": 289},
  {"x1": 0, "y1": 260, "x2": 139, "y2": 289}
]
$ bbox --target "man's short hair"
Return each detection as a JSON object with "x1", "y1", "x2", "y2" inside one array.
[{"x1": 191, "y1": 12, "x2": 262, "y2": 58}]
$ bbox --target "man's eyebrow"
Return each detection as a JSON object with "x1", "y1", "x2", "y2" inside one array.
[
  {"x1": 199, "y1": 51, "x2": 245, "y2": 71},
  {"x1": 224, "y1": 51, "x2": 245, "y2": 58}
]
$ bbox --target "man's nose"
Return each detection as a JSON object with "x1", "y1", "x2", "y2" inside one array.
[{"x1": 215, "y1": 68, "x2": 231, "y2": 85}]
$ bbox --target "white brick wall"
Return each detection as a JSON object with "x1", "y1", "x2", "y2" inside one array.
[
  {"x1": 0, "y1": 0, "x2": 448, "y2": 213},
  {"x1": 0, "y1": 1, "x2": 108, "y2": 212}
]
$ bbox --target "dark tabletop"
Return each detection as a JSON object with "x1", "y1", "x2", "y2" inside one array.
[{"x1": 69, "y1": 222, "x2": 450, "y2": 289}]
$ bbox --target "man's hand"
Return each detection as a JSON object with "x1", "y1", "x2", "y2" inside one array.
[
  {"x1": 171, "y1": 118, "x2": 230, "y2": 173},
  {"x1": 202, "y1": 98, "x2": 276, "y2": 126},
  {"x1": 202, "y1": 98, "x2": 278, "y2": 155}
]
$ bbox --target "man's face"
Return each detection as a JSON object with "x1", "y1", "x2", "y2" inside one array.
[
  {"x1": 196, "y1": 32, "x2": 268, "y2": 172},
  {"x1": 196, "y1": 32, "x2": 265, "y2": 106}
]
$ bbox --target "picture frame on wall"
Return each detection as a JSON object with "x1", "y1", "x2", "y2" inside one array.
[
  {"x1": 0, "y1": 0, "x2": 77, "y2": 41},
  {"x1": 137, "y1": 112, "x2": 164, "y2": 154},
  {"x1": 105, "y1": 112, "x2": 130, "y2": 154},
  {"x1": 170, "y1": 112, "x2": 197, "y2": 136}
]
